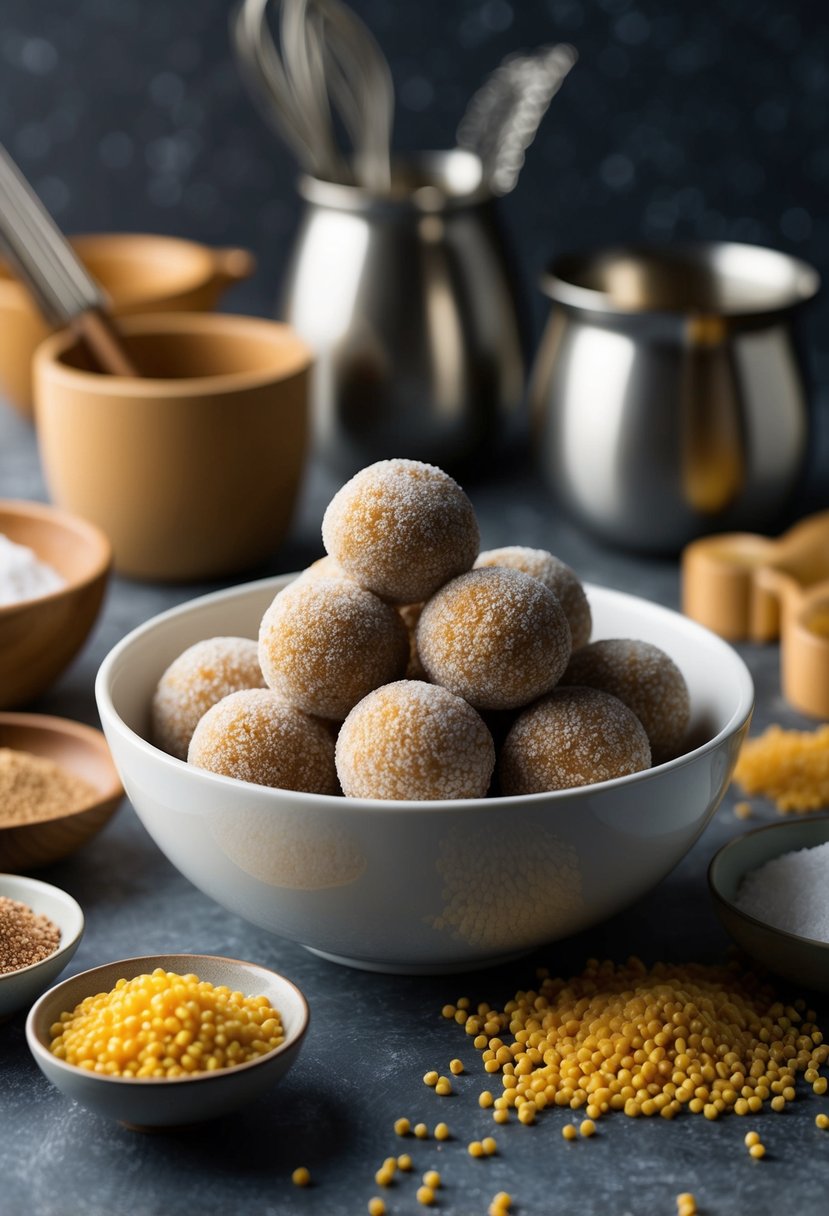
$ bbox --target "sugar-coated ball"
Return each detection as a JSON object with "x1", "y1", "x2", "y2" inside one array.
[
  {"x1": 416, "y1": 567, "x2": 572, "y2": 711},
  {"x1": 151, "y1": 636, "x2": 266, "y2": 760},
  {"x1": 563, "y1": 638, "x2": 690, "y2": 764},
  {"x1": 499, "y1": 685, "x2": 651, "y2": 794},
  {"x1": 258, "y1": 578, "x2": 409, "y2": 720},
  {"x1": 321, "y1": 458, "x2": 480, "y2": 605},
  {"x1": 336, "y1": 680, "x2": 495, "y2": 800},
  {"x1": 188, "y1": 688, "x2": 338, "y2": 794},
  {"x1": 474, "y1": 545, "x2": 592, "y2": 649}
]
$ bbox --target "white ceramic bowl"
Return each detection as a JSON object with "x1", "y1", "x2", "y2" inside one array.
[
  {"x1": 26, "y1": 953, "x2": 309, "y2": 1128},
  {"x1": 95, "y1": 576, "x2": 754, "y2": 974},
  {"x1": 0, "y1": 873, "x2": 84, "y2": 1019}
]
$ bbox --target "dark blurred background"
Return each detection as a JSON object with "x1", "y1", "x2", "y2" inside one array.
[{"x1": 1, "y1": 0, "x2": 826, "y2": 370}]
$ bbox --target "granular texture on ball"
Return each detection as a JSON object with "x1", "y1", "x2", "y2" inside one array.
[
  {"x1": 258, "y1": 577, "x2": 409, "y2": 721},
  {"x1": 475, "y1": 546, "x2": 592, "y2": 650},
  {"x1": 499, "y1": 686, "x2": 651, "y2": 794},
  {"x1": 188, "y1": 689, "x2": 338, "y2": 794},
  {"x1": 321, "y1": 458, "x2": 480, "y2": 605},
  {"x1": 336, "y1": 680, "x2": 495, "y2": 800},
  {"x1": 416, "y1": 567, "x2": 572, "y2": 711},
  {"x1": 563, "y1": 638, "x2": 690, "y2": 764},
  {"x1": 296, "y1": 554, "x2": 352, "y2": 583},
  {"x1": 151, "y1": 636, "x2": 266, "y2": 760}
]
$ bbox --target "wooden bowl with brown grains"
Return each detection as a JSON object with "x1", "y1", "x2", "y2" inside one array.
[{"x1": 0, "y1": 712, "x2": 124, "y2": 871}]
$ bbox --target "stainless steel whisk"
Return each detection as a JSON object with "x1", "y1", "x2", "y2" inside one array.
[{"x1": 233, "y1": 0, "x2": 394, "y2": 191}]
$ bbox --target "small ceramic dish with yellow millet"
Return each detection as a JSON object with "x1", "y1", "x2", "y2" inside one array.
[
  {"x1": 0, "y1": 872, "x2": 84, "y2": 1020},
  {"x1": 26, "y1": 953, "x2": 309, "y2": 1128}
]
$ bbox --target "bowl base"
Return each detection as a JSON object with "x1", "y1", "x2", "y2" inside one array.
[{"x1": 303, "y1": 944, "x2": 533, "y2": 975}]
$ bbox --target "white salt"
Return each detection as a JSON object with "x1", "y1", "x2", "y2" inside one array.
[
  {"x1": 0, "y1": 533, "x2": 64, "y2": 607},
  {"x1": 735, "y1": 840, "x2": 829, "y2": 942}
]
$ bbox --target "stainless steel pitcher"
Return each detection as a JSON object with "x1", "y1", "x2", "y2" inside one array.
[
  {"x1": 530, "y1": 241, "x2": 820, "y2": 553},
  {"x1": 279, "y1": 149, "x2": 529, "y2": 476}
]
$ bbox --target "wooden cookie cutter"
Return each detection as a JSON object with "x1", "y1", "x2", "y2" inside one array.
[{"x1": 681, "y1": 510, "x2": 829, "y2": 718}]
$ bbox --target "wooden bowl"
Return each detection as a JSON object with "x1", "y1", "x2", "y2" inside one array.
[
  {"x1": 0, "y1": 499, "x2": 111, "y2": 709},
  {"x1": 0, "y1": 712, "x2": 124, "y2": 871},
  {"x1": 0, "y1": 232, "x2": 256, "y2": 419}
]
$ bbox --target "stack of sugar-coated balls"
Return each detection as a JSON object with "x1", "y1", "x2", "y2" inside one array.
[{"x1": 150, "y1": 458, "x2": 691, "y2": 801}]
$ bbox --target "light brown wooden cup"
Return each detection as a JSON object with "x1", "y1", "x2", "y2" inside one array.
[
  {"x1": 0, "y1": 500, "x2": 111, "y2": 709},
  {"x1": 0, "y1": 233, "x2": 255, "y2": 419},
  {"x1": 33, "y1": 313, "x2": 312, "y2": 582}
]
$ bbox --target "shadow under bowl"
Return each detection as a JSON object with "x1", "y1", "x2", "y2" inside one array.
[
  {"x1": 708, "y1": 816, "x2": 829, "y2": 994},
  {"x1": 26, "y1": 953, "x2": 309, "y2": 1129},
  {"x1": 0, "y1": 873, "x2": 84, "y2": 1019}
]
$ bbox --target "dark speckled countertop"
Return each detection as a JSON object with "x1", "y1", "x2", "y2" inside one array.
[
  {"x1": 2, "y1": 399, "x2": 829, "y2": 1216},
  {"x1": 1, "y1": 2, "x2": 829, "y2": 1204}
]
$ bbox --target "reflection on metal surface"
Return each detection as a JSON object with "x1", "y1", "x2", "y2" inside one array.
[
  {"x1": 210, "y1": 804, "x2": 366, "y2": 890},
  {"x1": 428, "y1": 825, "x2": 583, "y2": 951},
  {"x1": 532, "y1": 241, "x2": 818, "y2": 553},
  {"x1": 281, "y1": 150, "x2": 528, "y2": 477}
]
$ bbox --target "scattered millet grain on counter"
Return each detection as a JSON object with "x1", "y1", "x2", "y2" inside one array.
[
  {"x1": 442, "y1": 957, "x2": 828, "y2": 1123},
  {"x1": 676, "y1": 1193, "x2": 697, "y2": 1216},
  {"x1": 0, "y1": 896, "x2": 61, "y2": 974},
  {"x1": 48, "y1": 968, "x2": 284, "y2": 1076},
  {"x1": 816, "y1": 1113, "x2": 829, "y2": 1129},
  {"x1": 397, "y1": 1154, "x2": 413, "y2": 1171},
  {"x1": 433, "y1": 1121, "x2": 450, "y2": 1140},
  {"x1": 0, "y1": 748, "x2": 98, "y2": 825},
  {"x1": 394, "y1": 1117, "x2": 410, "y2": 1136},
  {"x1": 732, "y1": 724, "x2": 829, "y2": 812},
  {"x1": 368, "y1": 1199, "x2": 386, "y2": 1216},
  {"x1": 292, "y1": 1167, "x2": 311, "y2": 1187}
]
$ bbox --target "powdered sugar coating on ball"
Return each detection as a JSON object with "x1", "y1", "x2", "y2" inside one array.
[
  {"x1": 416, "y1": 567, "x2": 572, "y2": 711},
  {"x1": 563, "y1": 638, "x2": 691, "y2": 764},
  {"x1": 474, "y1": 545, "x2": 592, "y2": 650},
  {"x1": 188, "y1": 689, "x2": 338, "y2": 794},
  {"x1": 499, "y1": 685, "x2": 651, "y2": 795},
  {"x1": 258, "y1": 577, "x2": 409, "y2": 721},
  {"x1": 151, "y1": 636, "x2": 266, "y2": 760},
  {"x1": 336, "y1": 680, "x2": 495, "y2": 801},
  {"x1": 321, "y1": 458, "x2": 480, "y2": 605}
]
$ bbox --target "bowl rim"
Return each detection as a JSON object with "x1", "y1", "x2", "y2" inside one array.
[
  {"x1": 0, "y1": 710, "x2": 125, "y2": 823},
  {"x1": 707, "y1": 814, "x2": 829, "y2": 951},
  {"x1": 25, "y1": 952, "x2": 310, "y2": 1087},
  {"x1": 0, "y1": 871, "x2": 84, "y2": 980},
  {"x1": 95, "y1": 574, "x2": 755, "y2": 812},
  {"x1": 0, "y1": 497, "x2": 111, "y2": 614},
  {"x1": 34, "y1": 313, "x2": 314, "y2": 396}
]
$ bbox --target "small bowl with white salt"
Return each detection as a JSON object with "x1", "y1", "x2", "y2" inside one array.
[
  {"x1": 709, "y1": 815, "x2": 829, "y2": 993},
  {"x1": 0, "y1": 499, "x2": 111, "y2": 709}
]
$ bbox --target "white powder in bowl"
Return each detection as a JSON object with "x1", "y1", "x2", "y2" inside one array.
[
  {"x1": 735, "y1": 840, "x2": 829, "y2": 942},
  {"x1": 0, "y1": 533, "x2": 65, "y2": 607}
]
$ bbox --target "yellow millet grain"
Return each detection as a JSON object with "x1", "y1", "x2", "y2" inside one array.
[
  {"x1": 434, "y1": 1122, "x2": 450, "y2": 1140},
  {"x1": 292, "y1": 1167, "x2": 311, "y2": 1187},
  {"x1": 816, "y1": 1113, "x2": 829, "y2": 1129},
  {"x1": 414, "y1": 1122, "x2": 429, "y2": 1139},
  {"x1": 424, "y1": 1070, "x2": 439, "y2": 1087},
  {"x1": 416, "y1": 1184, "x2": 436, "y2": 1206},
  {"x1": 481, "y1": 1136, "x2": 497, "y2": 1155},
  {"x1": 48, "y1": 968, "x2": 284, "y2": 1077},
  {"x1": 749, "y1": 1143, "x2": 766, "y2": 1159},
  {"x1": 398, "y1": 1154, "x2": 414, "y2": 1171},
  {"x1": 449, "y1": 1057, "x2": 464, "y2": 1075},
  {"x1": 444, "y1": 957, "x2": 827, "y2": 1124},
  {"x1": 744, "y1": 1130, "x2": 760, "y2": 1147},
  {"x1": 435, "y1": 1076, "x2": 452, "y2": 1096},
  {"x1": 579, "y1": 1119, "x2": 596, "y2": 1137},
  {"x1": 394, "y1": 1117, "x2": 411, "y2": 1136},
  {"x1": 676, "y1": 1194, "x2": 697, "y2": 1216},
  {"x1": 562, "y1": 1124, "x2": 578, "y2": 1141},
  {"x1": 423, "y1": 1170, "x2": 441, "y2": 1190},
  {"x1": 468, "y1": 1140, "x2": 486, "y2": 1157},
  {"x1": 732, "y1": 724, "x2": 829, "y2": 812},
  {"x1": 368, "y1": 1199, "x2": 386, "y2": 1216}
]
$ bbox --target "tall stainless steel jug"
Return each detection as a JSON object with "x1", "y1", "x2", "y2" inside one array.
[
  {"x1": 530, "y1": 241, "x2": 820, "y2": 553},
  {"x1": 280, "y1": 149, "x2": 529, "y2": 477}
]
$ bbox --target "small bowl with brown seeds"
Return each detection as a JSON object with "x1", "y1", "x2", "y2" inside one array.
[{"x1": 0, "y1": 871, "x2": 84, "y2": 1020}]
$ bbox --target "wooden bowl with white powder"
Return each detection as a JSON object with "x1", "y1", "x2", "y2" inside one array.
[
  {"x1": 0, "y1": 713, "x2": 124, "y2": 871},
  {"x1": 0, "y1": 499, "x2": 111, "y2": 710}
]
